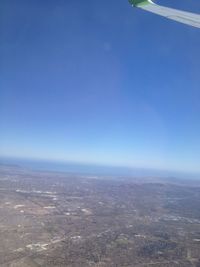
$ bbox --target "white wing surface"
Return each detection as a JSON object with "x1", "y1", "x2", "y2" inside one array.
[{"x1": 129, "y1": 0, "x2": 200, "y2": 29}]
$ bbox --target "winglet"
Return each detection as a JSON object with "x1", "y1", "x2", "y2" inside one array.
[{"x1": 128, "y1": 0, "x2": 153, "y2": 7}]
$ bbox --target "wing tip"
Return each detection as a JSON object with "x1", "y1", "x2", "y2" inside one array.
[{"x1": 129, "y1": 0, "x2": 151, "y2": 7}]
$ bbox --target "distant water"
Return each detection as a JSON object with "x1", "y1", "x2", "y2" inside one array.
[
  {"x1": 0, "y1": 156, "x2": 199, "y2": 179},
  {"x1": 0, "y1": 157, "x2": 148, "y2": 176}
]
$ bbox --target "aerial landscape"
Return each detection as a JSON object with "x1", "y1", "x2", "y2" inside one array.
[
  {"x1": 0, "y1": 164, "x2": 200, "y2": 267},
  {"x1": 1, "y1": 0, "x2": 200, "y2": 266}
]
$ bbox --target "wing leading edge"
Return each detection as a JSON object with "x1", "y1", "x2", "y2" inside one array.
[{"x1": 129, "y1": 0, "x2": 200, "y2": 29}]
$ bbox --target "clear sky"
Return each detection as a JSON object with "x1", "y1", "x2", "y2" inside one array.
[{"x1": 0, "y1": 0, "x2": 200, "y2": 174}]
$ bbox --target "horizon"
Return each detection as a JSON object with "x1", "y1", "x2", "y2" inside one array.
[{"x1": 1, "y1": 156, "x2": 200, "y2": 179}]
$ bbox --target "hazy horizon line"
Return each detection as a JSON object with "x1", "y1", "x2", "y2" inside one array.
[{"x1": 0, "y1": 155, "x2": 200, "y2": 179}]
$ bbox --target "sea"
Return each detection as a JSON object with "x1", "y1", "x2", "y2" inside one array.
[{"x1": 0, "y1": 156, "x2": 199, "y2": 180}]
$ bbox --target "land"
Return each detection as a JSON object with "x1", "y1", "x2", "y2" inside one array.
[{"x1": 0, "y1": 165, "x2": 200, "y2": 267}]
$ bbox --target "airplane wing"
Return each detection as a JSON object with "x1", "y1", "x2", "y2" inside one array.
[{"x1": 129, "y1": 0, "x2": 200, "y2": 29}]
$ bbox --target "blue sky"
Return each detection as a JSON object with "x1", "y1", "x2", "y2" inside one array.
[{"x1": 0, "y1": 0, "x2": 200, "y2": 173}]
